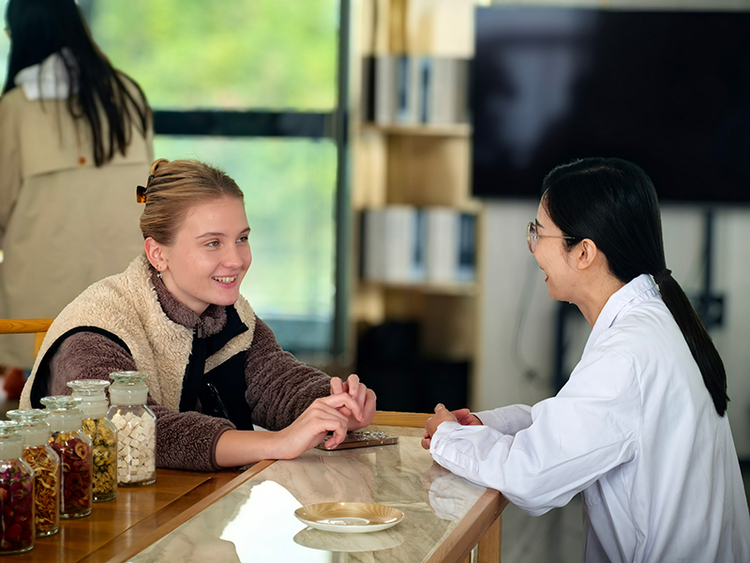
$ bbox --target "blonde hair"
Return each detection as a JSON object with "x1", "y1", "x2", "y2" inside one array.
[{"x1": 139, "y1": 158, "x2": 244, "y2": 244}]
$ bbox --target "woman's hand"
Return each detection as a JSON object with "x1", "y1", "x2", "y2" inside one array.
[
  {"x1": 215, "y1": 390, "x2": 370, "y2": 467},
  {"x1": 451, "y1": 408, "x2": 483, "y2": 427},
  {"x1": 330, "y1": 374, "x2": 377, "y2": 431},
  {"x1": 275, "y1": 392, "x2": 364, "y2": 458},
  {"x1": 422, "y1": 403, "x2": 463, "y2": 450}
]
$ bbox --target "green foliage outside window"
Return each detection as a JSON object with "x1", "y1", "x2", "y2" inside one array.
[{"x1": 91, "y1": 0, "x2": 338, "y2": 110}]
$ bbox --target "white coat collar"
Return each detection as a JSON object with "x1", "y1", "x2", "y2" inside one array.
[
  {"x1": 14, "y1": 49, "x2": 76, "y2": 101},
  {"x1": 583, "y1": 273, "x2": 660, "y2": 356}
]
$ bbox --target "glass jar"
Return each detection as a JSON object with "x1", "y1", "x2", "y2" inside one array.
[
  {"x1": 67, "y1": 380, "x2": 118, "y2": 502},
  {"x1": 107, "y1": 372, "x2": 156, "y2": 486},
  {"x1": 40, "y1": 396, "x2": 93, "y2": 519},
  {"x1": 5, "y1": 409, "x2": 60, "y2": 537},
  {"x1": 0, "y1": 421, "x2": 35, "y2": 554}
]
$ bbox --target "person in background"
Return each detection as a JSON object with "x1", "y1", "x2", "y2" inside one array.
[
  {"x1": 422, "y1": 157, "x2": 750, "y2": 562},
  {"x1": 20, "y1": 158, "x2": 377, "y2": 470},
  {"x1": 0, "y1": 0, "x2": 153, "y2": 393}
]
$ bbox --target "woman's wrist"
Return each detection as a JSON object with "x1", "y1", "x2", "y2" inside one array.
[{"x1": 214, "y1": 429, "x2": 287, "y2": 467}]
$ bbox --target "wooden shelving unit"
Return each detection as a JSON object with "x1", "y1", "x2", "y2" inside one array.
[{"x1": 347, "y1": 0, "x2": 482, "y2": 409}]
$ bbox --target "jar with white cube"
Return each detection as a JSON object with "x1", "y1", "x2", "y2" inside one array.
[{"x1": 106, "y1": 372, "x2": 156, "y2": 486}]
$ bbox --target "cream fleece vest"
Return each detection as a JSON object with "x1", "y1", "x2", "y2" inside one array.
[{"x1": 20, "y1": 254, "x2": 256, "y2": 411}]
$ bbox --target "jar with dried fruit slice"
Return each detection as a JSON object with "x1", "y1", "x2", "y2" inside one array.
[
  {"x1": 67, "y1": 380, "x2": 118, "y2": 502},
  {"x1": 0, "y1": 421, "x2": 35, "y2": 554},
  {"x1": 107, "y1": 372, "x2": 156, "y2": 486},
  {"x1": 40, "y1": 396, "x2": 93, "y2": 519},
  {"x1": 6, "y1": 409, "x2": 60, "y2": 537}
]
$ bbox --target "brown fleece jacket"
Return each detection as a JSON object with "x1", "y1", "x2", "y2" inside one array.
[{"x1": 22, "y1": 255, "x2": 331, "y2": 471}]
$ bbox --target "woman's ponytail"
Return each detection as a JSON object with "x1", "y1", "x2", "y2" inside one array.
[{"x1": 655, "y1": 270, "x2": 728, "y2": 416}]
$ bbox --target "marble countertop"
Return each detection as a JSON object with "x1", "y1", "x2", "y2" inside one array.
[{"x1": 130, "y1": 435, "x2": 490, "y2": 563}]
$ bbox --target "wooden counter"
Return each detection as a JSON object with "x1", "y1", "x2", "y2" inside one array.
[{"x1": 11, "y1": 428, "x2": 508, "y2": 563}]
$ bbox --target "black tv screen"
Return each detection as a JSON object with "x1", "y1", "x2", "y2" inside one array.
[{"x1": 472, "y1": 7, "x2": 750, "y2": 203}]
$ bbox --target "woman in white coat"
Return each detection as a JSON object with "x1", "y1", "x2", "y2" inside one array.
[{"x1": 422, "y1": 157, "x2": 750, "y2": 562}]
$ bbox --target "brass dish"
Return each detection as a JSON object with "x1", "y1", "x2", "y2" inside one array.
[{"x1": 294, "y1": 502, "x2": 404, "y2": 534}]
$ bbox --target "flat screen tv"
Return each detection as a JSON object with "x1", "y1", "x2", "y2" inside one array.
[{"x1": 472, "y1": 7, "x2": 750, "y2": 203}]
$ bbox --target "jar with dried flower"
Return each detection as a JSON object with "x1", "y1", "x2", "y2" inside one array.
[
  {"x1": 0, "y1": 420, "x2": 35, "y2": 554},
  {"x1": 67, "y1": 380, "x2": 118, "y2": 502},
  {"x1": 40, "y1": 396, "x2": 93, "y2": 519},
  {"x1": 6, "y1": 409, "x2": 60, "y2": 537},
  {"x1": 107, "y1": 372, "x2": 156, "y2": 486}
]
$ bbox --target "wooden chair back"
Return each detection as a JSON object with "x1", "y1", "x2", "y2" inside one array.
[{"x1": 0, "y1": 318, "x2": 54, "y2": 357}]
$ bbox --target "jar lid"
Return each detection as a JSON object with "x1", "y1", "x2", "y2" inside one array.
[
  {"x1": 109, "y1": 371, "x2": 150, "y2": 385},
  {"x1": 6, "y1": 408, "x2": 49, "y2": 426},
  {"x1": 0, "y1": 420, "x2": 22, "y2": 438},
  {"x1": 67, "y1": 379, "x2": 111, "y2": 395},
  {"x1": 40, "y1": 395, "x2": 83, "y2": 412}
]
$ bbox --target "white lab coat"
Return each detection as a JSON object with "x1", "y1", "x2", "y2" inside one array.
[{"x1": 430, "y1": 274, "x2": 750, "y2": 562}]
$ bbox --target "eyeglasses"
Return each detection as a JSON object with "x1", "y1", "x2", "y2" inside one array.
[{"x1": 526, "y1": 221, "x2": 576, "y2": 253}]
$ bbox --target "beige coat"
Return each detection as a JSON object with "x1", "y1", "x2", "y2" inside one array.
[{"x1": 0, "y1": 85, "x2": 153, "y2": 367}]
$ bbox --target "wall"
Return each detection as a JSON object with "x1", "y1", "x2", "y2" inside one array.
[{"x1": 474, "y1": 0, "x2": 750, "y2": 458}]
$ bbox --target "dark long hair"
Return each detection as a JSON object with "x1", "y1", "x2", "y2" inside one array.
[
  {"x1": 3, "y1": 0, "x2": 151, "y2": 167},
  {"x1": 542, "y1": 157, "x2": 728, "y2": 416}
]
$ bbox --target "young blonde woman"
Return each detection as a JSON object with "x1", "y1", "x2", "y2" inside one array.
[
  {"x1": 20, "y1": 158, "x2": 376, "y2": 470},
  {"x1": 422, "y1": 158, "x2": 749, "y2": 562}
]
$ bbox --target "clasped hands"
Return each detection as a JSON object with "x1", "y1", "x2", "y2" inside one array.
[
  {"x1": 281, "y1": 374, "x2": 376, "y2": 456},
  {"x1": 421, "y1": 403, "x2": 481, "y2": 450}
]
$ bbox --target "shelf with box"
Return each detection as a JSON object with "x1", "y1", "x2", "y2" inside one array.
[
  {"x1": 348, "y1": 0, "x2": 481, "y2": 413},
  {"x1": 359, "y1": 205, "x2": 477, "y2": 287}
]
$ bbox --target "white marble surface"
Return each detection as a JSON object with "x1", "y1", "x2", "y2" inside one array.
[{"x1": 129, "y1": 436, "x2": 488, "y2": 563}]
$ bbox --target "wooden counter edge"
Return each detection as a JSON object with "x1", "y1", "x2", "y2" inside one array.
[
  {"x1": 424, "y1": 487, "x2": 509, "y2": 563},
  {"x1": 87, "y1": 460, "x2": 276, "y2": 563}
]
